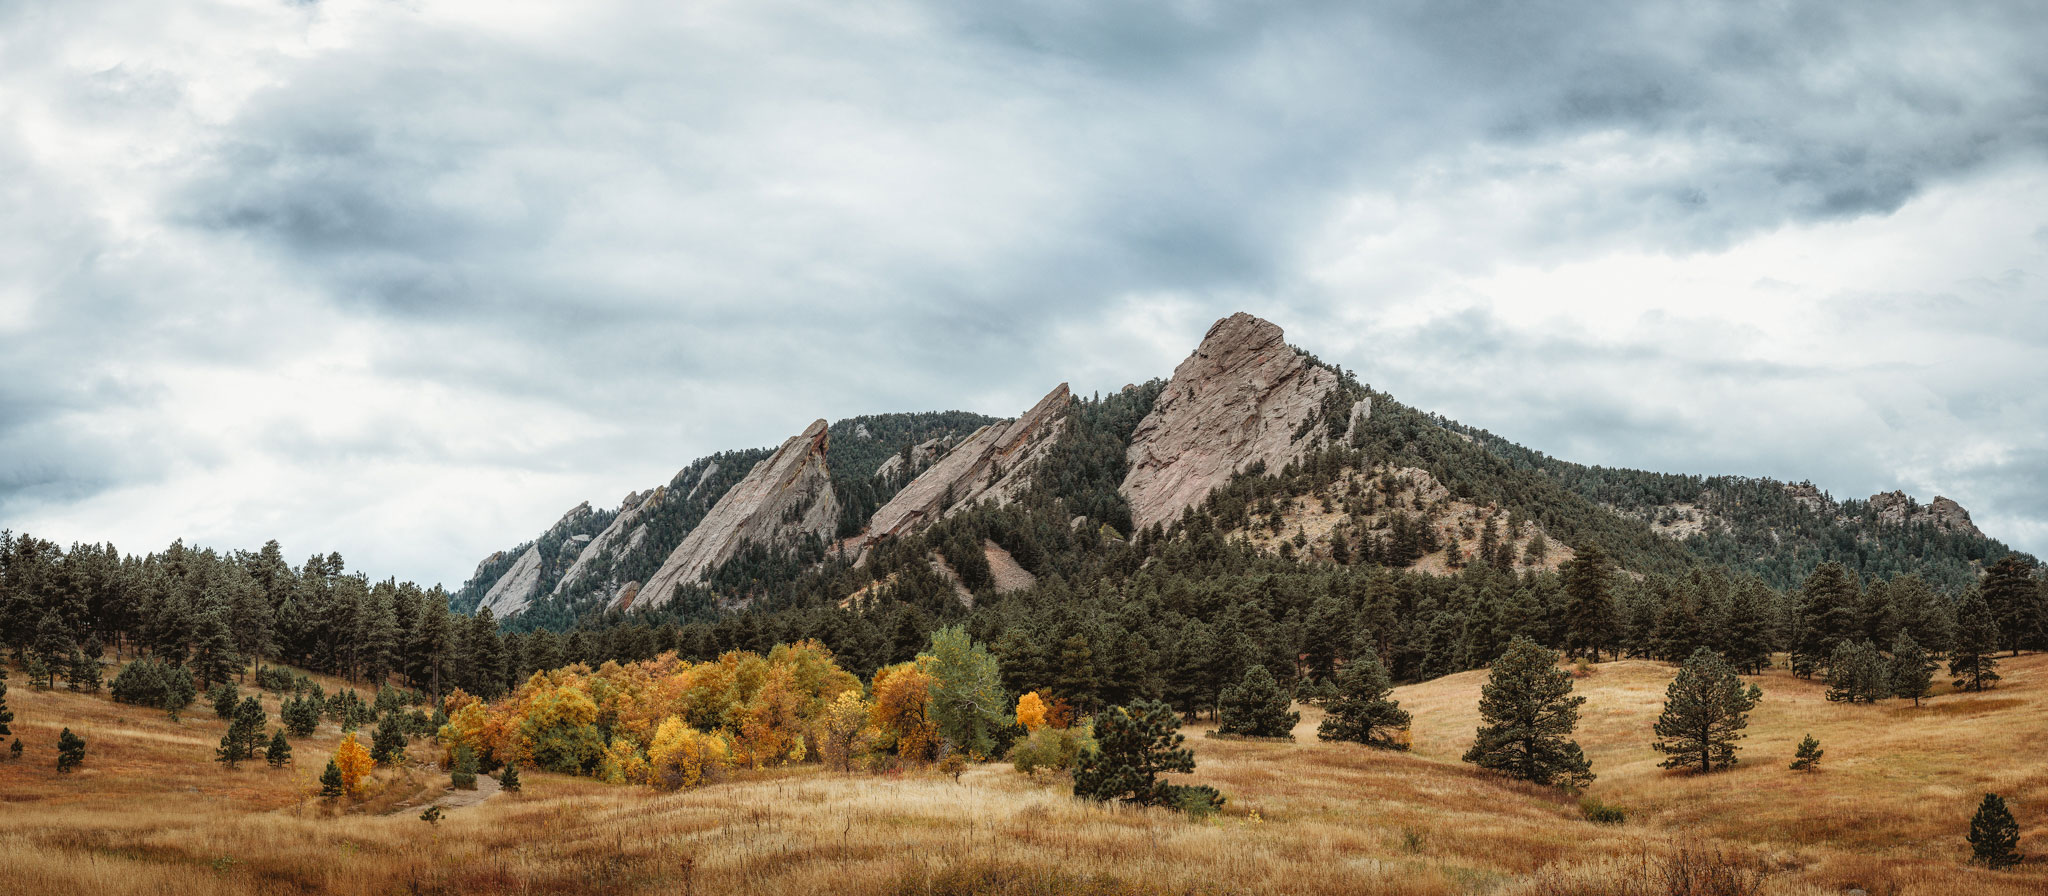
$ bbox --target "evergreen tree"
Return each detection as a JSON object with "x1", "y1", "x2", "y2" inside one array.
[
  {"x1": 1888, "y1": 574, "x2": 1955, "y2": 657},
  {"x1": 282, "y1": 695, "x2": 321, "y2": 737},
  {"x1": 1651, "y1": 648, "x2": 1762, "y2": 773},
  {"x1": 1218, "y1": 664, "x2": 1298, "y2": 738},
  {"x1": 1559, "y1": 546, "x2": 1615, "y2": 661},
  {"x1": 216, "y1": 696, "x2": 266, "y2": 767},
  {"x1": 370, "y1": 710, "x2": 409, "y2": 765},
  {"x1": 1789, "y1": 734, "x2": 1822, "y2": 772},
  {"x1": 1978, "y1": 557, "x2": 2038, "y2": 656},
  {"x1": 1968, "y1": 793, "x2": 2022, "y2": 869},
  {"x1": 1721, "y1": 578, "x2": 1777, "y2": 674},
  {"x1": 0, "y1": 675, "x2": 12, "y2": 738},
  {"x1": 319, "y1": 759, "x2": 345, "y2": 799},
  {"x1": 29, "y1": 610, "x2": 72, "y2": 689},
  {"x1": 1823, "y1": 640, "x2": 1889, "y2": 704},
  {"x1": 8, "y1": 738, "x2": 20, "y2": 761},
  {"x1": 67, "y1": 646, "x2": 101, "y2": 693},
  {"x1": 498, "y1": 760, "x2": 522, "y2": 793},
  {"x1": 1074, "y1": 699, "x2": 1223, "y2": 812},
  {"x1": 56, "y1": 727, "x2": 85, "y2": 773},
  {"x1": 266, "y1": 729, "x2": 292, "y2": 767},
  {"x1": 1462, "y1": 636, "x2": 1593, "y2": 787},
  {"x1": 1316, "y1": 655, "x2": 1410, "y2": 749},
  {"x1": 1792, "y1": 563, "x2": 1861, "y2": 679},
  {"x1": 451, "y1": 744, "x2": 479, "y2": 790},
  {"x1": 1949, "y1": 590, "x2": 2002, "y2": 692},
  {"x1": 190, "y1": 607, "x2": 243, "y2": 689},
  {"x1": 1888, "y1": 633, "x2": 1934, "y2": 706},
  {"x1": 210, "y1": 681, "x2": 241, "y2": 719}
]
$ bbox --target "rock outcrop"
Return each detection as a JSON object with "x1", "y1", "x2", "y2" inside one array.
[
  {"x1": 1121, "y1": 313, "x2": 1341, "y2": 532},
  {"x1": 477, "y1": 502, "x2": 594, "y2": 618},
  {"x1": 1868, "y1": 490, "x2": 1983, "y2": 537},
  {"x1": 628, "y1": 420, "x2": 839, "y2": 611},
  {"x1": 550, "y1": 488, "x2": 663, "y2": 602},
  {"x1": 872, "y1": 436, "x2": 954, "y2": 482},
  {"x1": 856, "y1": 384, "x2": 1073, "y2": 549}
]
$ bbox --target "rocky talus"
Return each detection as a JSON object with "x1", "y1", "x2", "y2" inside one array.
[
  {"x1": 628, "y1": 420, "x2": 838, "y2": 610},
  {"x1": 1121, "y1": 312, "x2": 1340, "y2": 532}
]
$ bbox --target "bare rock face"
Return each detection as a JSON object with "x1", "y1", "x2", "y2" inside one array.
[
  {"x1": 478, "y1": 502, "x2": 593, "y2": 618},
  {"x1": 629, "y1": 420, "x2": 839, "y2": 611},
  {"x1": 858, "y1": 384, "x2": 1072, "y2": 548},
  {"x1": 1869, "y1": 490, "x2": 1982, "y2": 536},
  {"x1": 1785, "y1": 482, "x2": 1832, "y2": 514},
  {"x1": 1121, "y1": 313, "x2": 1341, "y2": 533},
  {"x1": 551, "y1": 487, "x2": 666, "y2": 602},
  {"x1": 873, "y1": 436, "x2": 954, "y2": 482}
]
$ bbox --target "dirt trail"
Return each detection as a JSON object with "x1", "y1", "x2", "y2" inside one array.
[{"x1": 389, "y1": 770, "x2": 501, "y2": 814}]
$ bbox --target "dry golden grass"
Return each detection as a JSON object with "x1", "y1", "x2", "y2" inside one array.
[{"x1": 2, "y1": 655, "x2": 2043, "y2": 895}]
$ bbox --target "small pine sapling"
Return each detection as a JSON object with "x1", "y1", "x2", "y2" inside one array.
[{"x1": 1789, "y1": 734, "x2": 1822, "y2": 772}]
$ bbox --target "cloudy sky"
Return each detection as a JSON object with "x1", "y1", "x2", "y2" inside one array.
[{"x1": 4, "y1": 0, "x2": 2046, "y2": 588}]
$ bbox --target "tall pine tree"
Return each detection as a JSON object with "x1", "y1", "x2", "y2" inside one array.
[
  {"x1": 1651, "y1": 648, "x2": 1761, "y2": 773},
  {"x1": 1463, "y1": 636, "x2": 1593, "y2": 787}
]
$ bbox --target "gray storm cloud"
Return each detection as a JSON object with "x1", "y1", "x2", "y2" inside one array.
[{"x1": 2, "y1": 0, "x2": 2045, "y2": 585}]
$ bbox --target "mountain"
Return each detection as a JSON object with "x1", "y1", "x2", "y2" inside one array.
[{"x1": 458, "y1": 312, "x2": 2019, "y2": 626}]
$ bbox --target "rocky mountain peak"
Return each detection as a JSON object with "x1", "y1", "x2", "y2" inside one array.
[
  {"x1": 855, "y1": 384, "x2": 1073, "y2": 552},
  {"x1": 1120, "y1": 313, "x2": 1341, "y2": 532},
  {"x1": 626, "y1": 419, "x2": 838, "y2": 611}
]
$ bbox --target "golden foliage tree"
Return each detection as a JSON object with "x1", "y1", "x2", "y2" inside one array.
[
  {"x1": 332, "y1": 733, "x2": 374, "y2": 796},
  {"x1": 646, "y1": 716, "x2": 729, "y2": 790},
  {"x1": 1016, "y1": 691, "x2": 1049, "y2": 732},
  {"x1": 871, "y1": 661, "x2": 940, "y2": 762},
  {"x1": 815, "y1": 690, "x2": 873, "y2": 771}
]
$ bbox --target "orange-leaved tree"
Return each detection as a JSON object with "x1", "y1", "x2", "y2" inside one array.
[
  {"x1": 815, "y1": 689, "x2": 873, "y2": 772},
  {"x1": 870, "y1": 661, "x2": 940, "y2": 762},
  {"x1": 333, "y1": 733, "x2": 374, "y2": 796},
  {"x1": 1016, "y1": 691, "x2": 1049, "y2": 732}
]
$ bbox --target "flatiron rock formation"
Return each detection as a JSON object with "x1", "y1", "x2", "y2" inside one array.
[
  {"x1": 629, "y1": 420, "x2": 838, "y2": 610},
  {"x1": 477, "y1": 502, "x2": 593, "y2": 618},
  {"x1": 857, "y1": 384, "x2": 1072, "y2": 549},
  {"x1": 1121, "y1": 313, "x2": 1340, "y2": 533}
]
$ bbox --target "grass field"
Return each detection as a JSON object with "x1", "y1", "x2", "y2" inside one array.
[{"x1": 2, "y1": 654, "x2": 2042, "y2": 895}]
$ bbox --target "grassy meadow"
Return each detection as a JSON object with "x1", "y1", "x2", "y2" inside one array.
[{"x1": 2, "y1": 654, "x2": 2043, "y2": 895}]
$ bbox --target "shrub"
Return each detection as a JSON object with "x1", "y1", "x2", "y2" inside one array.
[
  {"x1": 1580, "y1": 797, "x2": 1626, "y2": 825},
  {"x1": 1008, "y1": 725, "x2": 1095, "y2": 777}
]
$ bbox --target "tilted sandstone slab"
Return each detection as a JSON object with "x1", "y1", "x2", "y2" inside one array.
[
  {"x1": 551, "y1": 487, "x2": 664, "y2": 602},
  {"x1": 858, "y1": 384, "x2": 1072, "y2": 549},
  {"x1": 1121, "y1": 313, "x2": 1340, "y2": 533},
  {"x1": 629, "y1": 420, "x2": 839, "y2": 611},
  {"x1": 478, "y1": 502, "x2": 593, "y2": 618}
]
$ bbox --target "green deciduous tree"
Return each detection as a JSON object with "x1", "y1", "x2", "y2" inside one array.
[
  {"x1": 923, "y1": 626, "x2": 1010, "y2": 760},
  {"x1": 1651, "y1": 648, "x2": 1762, "y2": 773},
  {"x1": 1462, "y1": 636, "x2": 1593, "y2": 788}
]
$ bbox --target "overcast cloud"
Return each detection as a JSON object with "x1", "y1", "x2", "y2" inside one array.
[{"x1": 3, "y1": 0, "x2": 2046, "y2": 587}]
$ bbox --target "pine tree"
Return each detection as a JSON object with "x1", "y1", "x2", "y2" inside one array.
[
  {"x1": 1949, "y1": 590, "x2": 2002, "y2": 692},
  {"x1": 67, "y1": 646, "x2": 101, "y2": 693},
  {"x1": 1721, "y1": 578, "x2": 1777, "y2": 674},
  {"x1": 8, "y1": 738, "x2": 20, "y2": 761},
  {"x1": 29, "y1": 610, "x2": 73, "y2": 690},
  {"x1": 210, "y1": 681, "x2": 241, "y2": 719},
  {"x1": 56, "y1": 727, "x2": 85, "y2": 773},
  {"x1": 451, "y1": 744, "x2": 479, "y2": 790},
  {"x1": 0, "y1": 675, "x2": 13, "y2": 738},
  {"x1": 1978, "y1": 557, "x2": 2037, "y2": 656},
  {"x1": 1218, "y1": 665, "x2": 1298, "y2": 738},
  {"x1": 1792, "y1": 562, "x2": 1861, "y2": 678},
  {"x1": 498, "y1": 761, "x2": 522, "y2": 793},
  {"x1": 1074, "y1": 699, "x2": 1223, "y2": 813},
  {"x1": 1789, "y1": 734, "x2": 1822, "y2": 772},
  {"x1": 1888, "y1": 633, "x2": 1934, "y2": 707},
  {"x1": 1651, "y1": 648, "x2": 1762, "y2": 773},
  {"x1": 370, "y1": 710, "x2": 408, "y2": 765},
  {"x1": 319, "y1": 759, "x2": 346, "y2": 799},
  {"x1": 1823, "y1": 640, "x2": 1889, "y2": 704},
  {"x1": 1463, "y1": 636, "x2": 1594, "y2": 788},
  {"x1": 1968, "y1": 793, "x2": 2022, "y2": 869},
  {"x1": 283, "y1": 695, "x2": 322, "y2": 737},
  {"x1": 1559, "y1": 546, "x2": 1615, "y2": 662},
  {"x1": 1316, "y1": 655, "x2": 1410, "y2": 749},
  {"x1": 216, "y1": 696, "x2": 266, "y2": 767},
  {"x1": 191, "y1": 608, "x2": 243, "y2": 690},
  {"x1": 266, "y1": 729, "x2": 292, "y2": 767}
]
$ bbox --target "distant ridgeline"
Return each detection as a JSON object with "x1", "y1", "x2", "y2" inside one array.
[{"x1": 4, "y1": 313, "x2": 2037, "y2": 714}]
